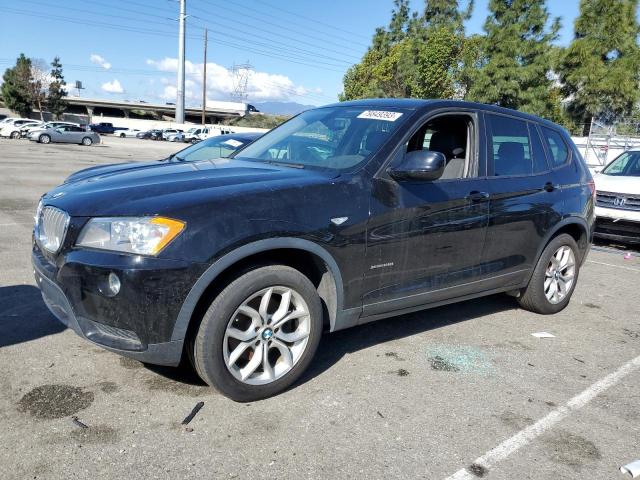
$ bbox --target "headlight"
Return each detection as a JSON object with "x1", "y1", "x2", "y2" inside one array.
[{"x1": 76, "y1": 216, "x2": 185, "y2": 255}]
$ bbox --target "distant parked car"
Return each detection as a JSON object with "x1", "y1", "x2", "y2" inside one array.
[
  {"x1": 162, "y1": 128, "x2": 182, "y2": 140},
  {"x1": 137, "y1": 129, "x2": 163, "y2": 140},
  {"x1": 593, "y1": 150, "x2": 640, "y2": 244},
  {"x1": 1, "y1": 121, "x2": 43, "y2": 139},
  {"x1": 117, "y1": 128, "x2": 142, "y2": 138},
  {"x1": 89, "y1": 122, "x2": 116, "y2": 134},
  {"x1": 24, "y1": 121, "x2": 79, "y2": 136},
  {"x1": 0, "y1": 118, "x2": 39, "y2": 138},
  {"x1": 28, "y1": 125, "x2": 100, "y2": 146},
  {"x1": 183, "y1": 126, "x2": 212, "y2": 143}
]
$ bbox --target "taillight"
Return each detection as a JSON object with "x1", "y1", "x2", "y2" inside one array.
[{"x1": 587, "y1": 180, "x2": 596, "y2": 199}]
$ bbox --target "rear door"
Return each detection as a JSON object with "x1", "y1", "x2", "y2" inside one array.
[{"x1": 482, "y1": 113, "x2": 563, "y2": 287}]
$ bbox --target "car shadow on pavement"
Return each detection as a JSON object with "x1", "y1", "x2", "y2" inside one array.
[
  {"x1": 0, "y1": 284, "x2": 66, "y2": 348},
  {"x1": 297, "y1": 294, "x2": 517, "y2": 388}
]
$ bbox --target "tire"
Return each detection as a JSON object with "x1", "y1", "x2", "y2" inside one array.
[
  {"x1": 10, "y1": 131, "x2": 20, "y2": 139},
  {"x1": 39, "y1": 134, "x2": 51, "y2": 144},
  {"x1": 518, "y1": 234, "x2": 580, "y2": 314},
  {"x1": 193, "y1": 265, "x2": 323, "y2": 402},
  {"x1": 120, "y1": 133, "x2": 126, "y2": 138},
  {"x1": 81, "y1": 137, "x2": 93, "y2": 146}
]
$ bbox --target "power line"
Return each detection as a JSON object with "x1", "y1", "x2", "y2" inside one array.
[
  {"x1": 190, "y1": 0, "x2": 363, "y2": 60},
  {"x1": 3, "y1": 8, "x2": 346, "y2": 73},
  {"x1": 249, "y1": 0, "x2": 372, "y2": 44}
]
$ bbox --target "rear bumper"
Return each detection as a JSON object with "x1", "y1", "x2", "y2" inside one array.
[{"x1": 32, "y1": 247, "x2": 203, "y2": 366}]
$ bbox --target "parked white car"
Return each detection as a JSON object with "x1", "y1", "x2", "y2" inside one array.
[
  {"x1": 117, "y1": 128, "x2": 142, "y2": 138},
  {"x1": 162, "y1": 128, "x2": 182, "y2": 141},
  {"x1": 0, "y1": 118, "x2": 40, "y2": 137},
  {"x1": 0, "y1": 121, "x2": 43, "y2": 139},
  {"x1": 593, "y1": 150, "x2": 640, "y2": 244}
]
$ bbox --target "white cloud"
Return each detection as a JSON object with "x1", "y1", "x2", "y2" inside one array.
[
  {"x1": 90, "y1": 54, "x2": 112, "y2": 70},
  {"x1": 146, "y1": 57, "x2": 320, "y2": 104},
  {"x1": 101, "y1": 79, "x2": 124, "y2": 94}
]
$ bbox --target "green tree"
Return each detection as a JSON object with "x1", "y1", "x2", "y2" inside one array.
[
  {"x1": 558, "y1": 0, "x2": 640, "y2": 127},
  {"x1": 340, "y1": 0, "x2": 473, "y2": 101},
  {"x1": 465, "y1": 0, "x2": 560, "y2": 119},
  {"x1": 1, "y1": 54, "x2": 33, "y2": 118},
  {"x1": 48, "y1": 57, "x2": 67, "y2": 120}
]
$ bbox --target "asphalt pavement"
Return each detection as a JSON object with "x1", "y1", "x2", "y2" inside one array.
[{"x1": 0, "y1": 136, "x2": 638, "y2": 479}]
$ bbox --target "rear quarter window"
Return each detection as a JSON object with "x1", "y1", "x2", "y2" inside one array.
[{"x1": 540, "y1": 126, "x2": 570, "y2": 168}]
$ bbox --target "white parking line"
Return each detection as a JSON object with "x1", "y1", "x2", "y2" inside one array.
[
  {"x1": 587, "y1": 260, "x2": 640, "y2": 273},
  {"x1": 0, "y1": 222, "x2": 33, "y2": 227},
  {"x1": 444, "y1": 354, "x2": 640, "y2": 479}
]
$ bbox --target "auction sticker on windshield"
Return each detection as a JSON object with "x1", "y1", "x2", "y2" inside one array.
[
  {"x1": 222, "y1": 139, "x2": 243, "y2": 147},
  {"x1": 357, "y1": 110, "x2": 403, "y2": 122}
]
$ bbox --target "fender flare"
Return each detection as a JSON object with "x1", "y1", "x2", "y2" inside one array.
[
  {"x1": 525, "y1": 216, "x2": 590, "y2": 284},
  {"x1": 170, "y1": 238, "x2": 345, "y2": 342}
]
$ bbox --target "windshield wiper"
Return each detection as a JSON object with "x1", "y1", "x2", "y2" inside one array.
[{"x1": 263, "y1": 160, "x2": 305, "y2": 169}]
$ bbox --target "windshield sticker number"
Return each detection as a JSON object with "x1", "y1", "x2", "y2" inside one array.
[{"x1": 357, "y1": 110, "x2": 403, "y2": 122}]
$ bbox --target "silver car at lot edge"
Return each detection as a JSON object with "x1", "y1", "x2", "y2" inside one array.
[{"x1": 28, "y1": 125, "x2": 100, "y2": 146}]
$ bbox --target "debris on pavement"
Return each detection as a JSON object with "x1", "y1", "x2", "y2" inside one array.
[
  {"x1": 620, "y1": 460, "x2": 640, "y2": 478},
  {"x1": 182, "y1": 401, "x2": 205, "y2": 425},
  {"x1": 624, "y1": 253, "x2": 633, "y2": 260},
  {"x1": 531, "y1": 332, "x2": 555, "y2": 338},
  {"x1": 71, "y1": 416, "x2": 89, "y2": 429},
  {"x1": 426, "y1": 345, "x2": 493, "y2": 375}
]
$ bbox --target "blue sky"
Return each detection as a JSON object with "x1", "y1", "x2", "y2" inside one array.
[{"x1": 0, "y1": 0, "x2": 581, "y2": 107}]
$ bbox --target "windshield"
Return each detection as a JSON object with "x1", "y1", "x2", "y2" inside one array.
[
  {"x1": 234, "y1": 106, "x2": 409, "y2": 171},
  {"x1": 602, "y1": 151, "x2": 640, "y2": 177},
  {"x1": 173, "y1": 135, "x2": 253, "y2": 162}
]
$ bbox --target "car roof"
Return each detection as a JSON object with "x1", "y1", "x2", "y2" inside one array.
[{"x1": 325, "y1": 98, "x2": 562, "y2": 130}]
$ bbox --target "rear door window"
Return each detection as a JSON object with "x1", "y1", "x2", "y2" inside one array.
[
  {"x1": 540, "y1": 127, "x2": 569, "y2": 168},
  {"x1": 487, "y1": 114, "x2": 532, "y2": 176}
]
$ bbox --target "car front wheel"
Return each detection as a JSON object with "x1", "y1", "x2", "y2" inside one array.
[
  {"x1": 39, "y1": 134, "x2": 51, "y2": 144},
  {"x1": 193, "y1": 265, "x2": 323, "y2": 402},
  {"x1": 518, "y1": 233, "x2": 580, "y2": 314}
]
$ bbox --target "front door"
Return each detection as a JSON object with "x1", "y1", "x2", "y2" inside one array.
[{"x1": 362, "y1": 111, "x2": 490, "y2": 317}]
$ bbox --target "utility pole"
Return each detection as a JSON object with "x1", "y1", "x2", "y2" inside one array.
[
  {"x1": 175, "y1": 0, "x2": 186, "y2": 124},
  {"x1": 202, "y1": 28, "x2": 207, "y2": 126}
]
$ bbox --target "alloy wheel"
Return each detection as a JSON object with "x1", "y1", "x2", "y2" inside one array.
[
  {"x1": 223, "y1": 286, "x2": 311, "y2": 385},
  {"x1": 544, "y1": 245, "x2": 576, "y2": 304}
]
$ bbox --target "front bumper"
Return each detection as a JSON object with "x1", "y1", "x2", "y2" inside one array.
[
  {"x1": 32, "y1": 244, "x2": 206, "y2": 366},
  {"x1": 595, "y1": 206, "x2": 640, "y2": 244}
]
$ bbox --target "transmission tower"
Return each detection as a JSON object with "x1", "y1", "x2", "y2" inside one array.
[{"x1": 229, "y1": 62, "x2": 252, "y2": 102}]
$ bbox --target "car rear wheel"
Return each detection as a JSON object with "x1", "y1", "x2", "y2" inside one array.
[
  {"x1": 193, "y1": 265, "x2": 323, "y2": 402},
  {"x1": 10, "y1": 131, "x2": 20, "y2": 139},
  {"x1": 81, "y1": 137, "x2": 93, "y2": 146},
  {"x1": 39, "y1": 134, "x2": 51, "y2": 144},
  {"x1": 120, "y1": 133, "x2": 126, "y2": 138},
  {"x1": 518, "y1": 233, "x2": 580, "y2": 314}
]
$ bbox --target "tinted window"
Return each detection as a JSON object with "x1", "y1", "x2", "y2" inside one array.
[
  {"x1": 529, "y1": 124, "x2": 549, "y2": 174},
  {"x1": 488, "y1": 115, "x2": 532, "y2": 176},
  {"x1": 541, "y1": 127, "x2": 569, "y2": 167}
]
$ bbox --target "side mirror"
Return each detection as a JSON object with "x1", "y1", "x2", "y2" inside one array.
[{"x1": 388, "y1": 150, "x2": 446, "y2": 181}]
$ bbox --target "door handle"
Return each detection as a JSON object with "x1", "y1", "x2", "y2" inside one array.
[
  {"x1": 466, "y1": 191, "x2": 490, "y2": 202},
  {"x1": 543, "y1": 182, "x2": 558, "y2": 192}
]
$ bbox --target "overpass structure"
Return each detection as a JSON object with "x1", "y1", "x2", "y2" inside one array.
[{"x1": 63, "y1": 96, "x2": 247, "y2": 124}]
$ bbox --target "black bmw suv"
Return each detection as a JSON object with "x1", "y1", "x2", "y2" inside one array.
[{"x1": 33, "y1": 99, "x2": 595, "y2": 401}]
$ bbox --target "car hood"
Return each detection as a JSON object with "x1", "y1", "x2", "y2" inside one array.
[
  {"x1": 594, "y1": 173, "x2": 640, "y2": 195},
  {"x1": 44, "y1": 158, "x2": 338, "y2": 216}
]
